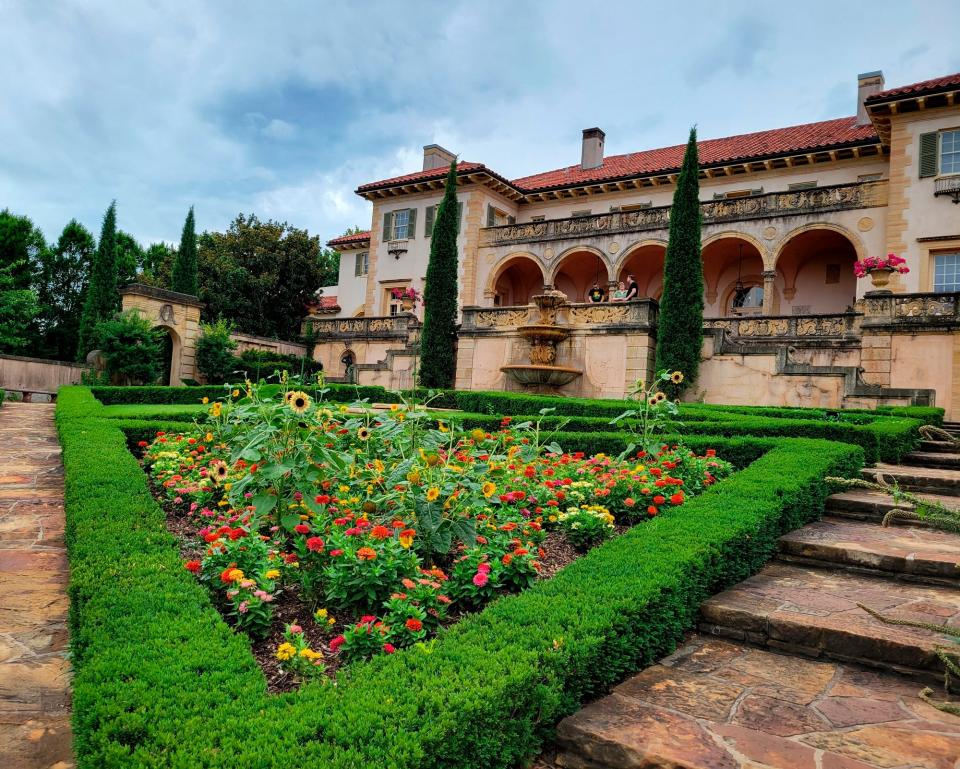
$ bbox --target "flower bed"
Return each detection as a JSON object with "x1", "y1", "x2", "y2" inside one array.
[{"x1": 141, "y1": 383, "x2": 731, "y2": 685}]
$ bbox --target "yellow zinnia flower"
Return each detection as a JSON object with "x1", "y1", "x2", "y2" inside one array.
[
  {"x1": 265, "y1": 569, "x2": 280, "y2": 580},
  {"x1": 276, "y1": 642, "x2": 296, "y2": 661}
]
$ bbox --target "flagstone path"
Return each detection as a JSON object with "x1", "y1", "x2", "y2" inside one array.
[
  {"x1": 548, "y1": 428, "x2": 960, "y2": 769},
  {"x1": 0, "y1": 403, "x2": 73, "y2": 769}
]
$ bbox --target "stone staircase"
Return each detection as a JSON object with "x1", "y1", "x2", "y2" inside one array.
[{"x1": 551, "y1": 434, "x2": 960, "y2": 769}]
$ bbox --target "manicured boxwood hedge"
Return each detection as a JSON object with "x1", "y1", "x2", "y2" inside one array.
[{"x1": 58, "y1": 385, "x2": 864, "y2": 768}]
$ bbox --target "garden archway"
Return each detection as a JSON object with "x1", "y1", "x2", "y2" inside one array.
[{"x1": 120, "y1": 283, "x2": 202, "y2": 385}]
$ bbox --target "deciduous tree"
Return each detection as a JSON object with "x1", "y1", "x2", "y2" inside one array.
[{"x1": 36, "y1": 220, "x2": 95, "y2": 360}]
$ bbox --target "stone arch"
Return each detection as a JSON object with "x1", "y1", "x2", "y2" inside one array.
[
  {"x1": 550, "y1": 246, "x2": 612, "y2": 302},
  {"x1": 614, "y1": 239, "x2": 668, "y2": 299},
  {"x1": 486, "y1": 252, "x2": 547, "y2": 306},
  {"x1": 120, "y1": 283, "x2": 202, "y2": 385},
  {"x1": 772, "y1": 222, "x2": 866, "y2": 266},
  {"x1": 702, "y1": 229, "x2": 771, "y2": 268},
  {"x1": 156, "y1": 324, "x2": 182, "y2": 386},
  {"x1": 772, "y1": 224, "x2": 861, "y2": 314},
  {"x1": 701, "y1": 234, "x2": 767, "y2": 316}
]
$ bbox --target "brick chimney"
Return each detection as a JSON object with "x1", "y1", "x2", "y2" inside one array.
[
  {"x1": 856, "y1": 71, "x2": 884, "y2": 126},
  {"x1": 422, "y1": 144, "x2": 456, "y2": 171},
  {"x1": 581, "y1": 127, "x2": 605, "y2": 170}
]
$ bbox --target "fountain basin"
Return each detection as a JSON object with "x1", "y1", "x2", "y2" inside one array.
[
  {"x1": 501, "y1": 364, "x2": 583, "y2": 387},
  {"x1": 518, "y1": 324, "x2": 570, "y2": 343}
]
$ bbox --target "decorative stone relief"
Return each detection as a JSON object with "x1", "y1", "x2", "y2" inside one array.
[
  {"x1": 857, "y1": 216, "x2": 874, "y2": 232},
  {"x1": 796, "y1": 317, "x2": 845, "y2": 336},
  {"x1": 475, "y1": 309, "x2": 531, "y2": 327},
  {"x1": 608, "y1": 242, "x2": 620, "y2": 253},
  {"x1": 544, "y1": 247, "x2": 554, "y2": 260},
  {"x1": 736, "y1": 318, "x2": 789, "y2": 336},
  {"x1": 762, "y1": 226, "x2": 777, "y2": 241},
  {"x1": 896, "y1": 296, "x2": 956, "y2": 318},
  {"x1": 568, "y1": 305, "x2": 630, "y2": 324}
]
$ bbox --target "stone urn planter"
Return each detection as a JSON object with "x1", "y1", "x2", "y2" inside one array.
[
  {"x1": 401, "y1": 296, "x2": 414, "y2": 312},
  {"x1": 867, "y1": 267, "x2": 896, "y2": 289}
]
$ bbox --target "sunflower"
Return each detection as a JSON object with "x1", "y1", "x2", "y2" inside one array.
[
  {"x1": 287, "y1": 391, "x2": 311, "y2": 414},
  {"x1": 209, "y1": 460, "x2": 229, "y2": 484},
  {"x1": 482, "y1": 481, "x2": 496, "y2": 498},
  {"x1": 670, "y1": 371, "x2": 684, "y2": 385},
  {"x1": 654, "y1": 391, "x2": 666, "y2": 403},
  {"x1": 426, "y1": 487, "x2": 440, "y2": 502},
  {"x1": 471, "y1": 428, "x2": 487, "y2": 442},
  {"x1": 357, "y1": 427, "x2": 372, "y2": 441},
  {"x1": 647, "y1": 396, "x2": 658, "y2": 406}
]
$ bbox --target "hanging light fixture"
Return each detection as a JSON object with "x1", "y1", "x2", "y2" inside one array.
[{"x1": 733, "y1": 243, "x2": 751, "y2": 309}]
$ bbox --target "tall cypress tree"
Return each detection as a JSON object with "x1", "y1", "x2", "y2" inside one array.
[
  {"x1": 171, "y1": 205, "x2": 198, "y2": 295},
  {"x1": 418, "y1": 160, "x2": 460, "y2": 388},
  {"x1": 77, "y1": 201, "x2": 119, "y2": 360},
  {"x1": 655, "y1": 128, "x2": 704, "y2": 391}
]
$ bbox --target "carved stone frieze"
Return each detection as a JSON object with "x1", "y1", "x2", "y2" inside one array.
[
  {"x1": 796, "y1": 317, "x2": 845, "y2": 336},
  {"x1": 568, "y1": 305, "x2": 630, "y2": 324},
  {"x1": 475, "y1": 309, "x2": 531, "y2": 328},
  {"x1": 736, "y1": 318, "x2": 789, "y2": 336},
  {"x1": 895, "y1": 296, "x2": 956, "y2": 318}
]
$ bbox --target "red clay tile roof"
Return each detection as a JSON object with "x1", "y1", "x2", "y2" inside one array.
[
  {"x1": 356, "y1": 161, "x2": 488, "y2": 193},
  {"x1": 512, "y1": 117, "x2": 878, "y2": 191},
  {"x1": 327, "y1": 230, "x2": 371, "y2": 248},
  {"x1": 866, "y1": 72, "x2": 960, "y2": 103}
]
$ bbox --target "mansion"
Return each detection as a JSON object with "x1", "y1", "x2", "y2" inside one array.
[{"x1": 305, "y1": 70, "x2": 960, "y2": 417}]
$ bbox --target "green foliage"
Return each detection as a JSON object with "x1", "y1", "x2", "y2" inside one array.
[
  {"x1": 197, "y1": 214, "x2": 326, "y2": 338},
  {"x1": 35, "y1": 219, "x2": 95, "y2": 360},
  {"x1": 236, "y1": 349, "x2": 324, "y2": 380},
  {"x1": 317, "y1": 246, "x2": 341, "y2": 288},
  {"x1": 656, "y1": 128, "x2": 704, "y2": 390},
  {"x1": 195, "y1": 319, "x2": 238, "y2": 384},
  {"x1": 92, "y1": 309, "x2": 165, "y2": 385},
  {"x1": 419, "y1": 161, "x2": 460, "y2": 388},
  {"x1": 0, "y1": 208, "x2": 45, "y2": 289},
  {"x1": 77, "y1": 202, "x2": 120, "y2": 360},
  {"x1": 57, "y1": 385, "x2": 863, "y2": 768},
  {"x1": 115, "y1": 230, "x2": 144, "y2": 286},
  {"x1": 140, "y1": 242, "x2": 176, "y2": 286},
  {"x1": 171, "y1": 206, "x2": 198, "y2": 295},
  {"x1": 0, "y1": 262, "x2": 39, "y2": 353}
]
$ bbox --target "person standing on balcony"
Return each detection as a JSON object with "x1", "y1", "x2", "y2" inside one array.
[
  {"x1": 624, "y1": 274, "x2": 639, "y2": 301},
  {"x1": 588, "y1": 283, "x2": 607, "y2": 303},
  {"x1": 611, "y1": 281, "x2": 628, "y2": 301}
]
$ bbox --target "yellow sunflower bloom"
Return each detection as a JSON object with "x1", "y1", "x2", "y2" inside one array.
[
  {"x1": 482, "y1": 481, "x2": 496, "y2": 498},
  {"x1": 288, "y1": 391, "x2": 311, "y2": 415},
  {"x1": 357, "y1": 427, "x2": 372, "y2": 441},
  {"x1": 670, "y1": 371, "x2": 684, "y2": 384},
  {"x1": 426, "y1": 487, "x2": 440, "y2": 502}
]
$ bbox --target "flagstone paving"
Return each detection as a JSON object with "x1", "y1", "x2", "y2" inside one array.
[
  {"x1": 0, "y1": 403, "x2": 72, "y2": 769},
  {"x1": 550, "y1": 445, "x2": 960, "y2": 768}
]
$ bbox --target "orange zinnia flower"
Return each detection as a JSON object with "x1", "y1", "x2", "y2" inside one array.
[{"x1": 356, "y1": 547, "x2": 377, "y2": 561}]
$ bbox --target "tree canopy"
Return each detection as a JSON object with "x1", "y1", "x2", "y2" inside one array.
[
  {"x1": 171, "y1": 206, "x2": 198, "y2": 295},
  {"x1": 77, "y1": 202, "x2": 120, "y2": 360},
  {"x1": 36, "y1": 220, "x2": 95, "y2": 360}
]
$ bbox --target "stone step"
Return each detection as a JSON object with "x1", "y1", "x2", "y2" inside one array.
[
  {"x1": 920, "y1": 439, "x2": 960, "y2": 454},
  {"x1": 902, "y1": 450, "x2": 960, "y2": 470},
  {"x1": 825, "y1": 489, "x2": 960, "y2": 522},
  {"x1": 698, "y1": 563, "x2": 960, "y2": 680},
  {"x1": 862, "y1": 463, "x2": 960, "y2": 495},
  {"x1": 777, "y1": 517, "x2": 960, "y2": 585},
  {"x1": 554, "y1": 635, "x2": 960, "y2": 769}
]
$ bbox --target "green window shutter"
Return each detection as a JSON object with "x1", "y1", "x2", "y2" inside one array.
[
  {"x1": 407, "y1": 208, "x2": 417, "y2": 239},
  {"x1": 457, "y1": 201, "x2": 463, "y2": 232},
  {"x1": 919, "y1": 132, "x2": 938, "y2": 178},
  {"x1": 507, "y1": 215, "x2": 516, "y2": 225},
  {"x1": 486, "y1": 204, "x2": 495, "y2": 226},
  {"x1": 424, "y1": 205, "x2": 435, "y2": 237},
  {"x1": 382, "y1": 211, "x2": 393, "y2": 241}
]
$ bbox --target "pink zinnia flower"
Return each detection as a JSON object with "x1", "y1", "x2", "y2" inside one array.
[
  {"x1": 237, "y1": 601, "x2": 249, "y2": 614},
  {"x1": 473, "y1": 571, "x2": 489, "y2": 587}
]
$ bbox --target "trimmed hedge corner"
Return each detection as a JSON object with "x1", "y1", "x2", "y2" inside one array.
[{"x1": 57, "y1": 386, "x2": 864, "y2": 768}]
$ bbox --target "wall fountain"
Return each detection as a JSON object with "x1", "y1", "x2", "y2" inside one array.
[{"x1": 501, "y1": 291, "x2": 583, "y2": 390}]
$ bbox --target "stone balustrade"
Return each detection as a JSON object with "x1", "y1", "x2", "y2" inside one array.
[
  {"x1": 480, "y1": 180, "x2": 886, "y2": 247},
  {"x1": 460, "y1": 299, "x2": 659, "y2": 331},
  {"x1": 861, "y1": 291, "x2": 960, "y2": 329},
  {"x1": 303, "y1": 313, "x2": 419, "y2": 341},
  {"x1": 703, "y1": 312, "x2": 861, "y2": 340}
]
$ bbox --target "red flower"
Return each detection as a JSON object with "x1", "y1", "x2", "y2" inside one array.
[
  {"x1": 383, "y1": 643, "x2": 396, "y2": 654},
  {"x1": 329, "y1": 635, "x2": 345, "y2": 652},
  {"x1": 360, "y1": 615, "x2": 377, "y2": 624},
  {"x1": 370, "y1": 525, "x2": 391, "y2": 540},
  {"x1": 315, "y1": 494, "x2": 331, "y2": 504},
  {"x1": 670, "y1": 492, "x2": 685, "y2": 505},
  {"x1": 330, "y1": 548, "x2": 344, "y2": 557},
  {"x1": 405, "y1": 618, "x2": 423, "y2": 632},
  {"x1": 137, "y1": 440, "x2": 148, "y2": 448},
  {"x1": 653, "y1": 495, "x2": 666, "y2": 505},
  {"x1": 306, "y1": 536, "x2": 325, "y2": 552},
  {"x1": 647, "y1": 506, "x2": 658, "y2": 517},
  {"x1": 294, "y1": 524, "x2": 310, "y2": 535},
  {"x1": 356, "y1": 546, "x2": 377, "y2": 561},
  {"x1": 184, "y1": 560, "x2": 201, "y2": 573}
]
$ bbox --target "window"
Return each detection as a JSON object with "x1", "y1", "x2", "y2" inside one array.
[
  {"x1": 610, "y1": 203, "x2": 651, "y2": 212},
  {"x1": 424, "y1": 202, "x2": 463, "y2": 236},
  {"x1": 383, "y1": 209, "x2": 416, "y2": 240},
  {"x1": 730, "y1": 285, "x2": 763, "y2": 312},
  {"x1": 787, "y1": 181, "x2": 817, "y2": 191},
  {"x1": 353, "y1": 251, "x2": 369, "y2": 277},
  {"x1": 485, "y1": 204, "x2": 514, "y2": 227},
  {"x1": 933, "y1": 253, "x2": 960, "y2": 292},
  {"x1": 392, "y1": 209, "x2": 410, "y2": 239},
  {"x1": 941, "y1": 130, "x2": 960, "y2": 175},
  {"x1": 920, "y1": 129, "x2": 960, "y2": 178},
  {"x1": 530, "y1": 215, "x2": 545, "y2": 222},
  {"x1": 571, "y1": 209, "x2": 592, "y2": 218},
  {"x1": 713, "y1": 188, "x2": 763, "y2": 200}
]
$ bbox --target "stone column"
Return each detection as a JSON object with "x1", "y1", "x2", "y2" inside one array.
[{"x1": 762, "y1": 270, "x2": 777, "y2": 315}]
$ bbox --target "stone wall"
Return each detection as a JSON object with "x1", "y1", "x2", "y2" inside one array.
[
  {"x1": 0, "y1": 354, "x2": 88, "y2": 397},
  {"x1": 120, "y1": 283, "x2": 202, "y2": 385}
]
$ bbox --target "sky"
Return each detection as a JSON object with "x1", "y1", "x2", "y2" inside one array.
[{"x1": 2, "y1": 0, "x2": 959, "y2": 248}]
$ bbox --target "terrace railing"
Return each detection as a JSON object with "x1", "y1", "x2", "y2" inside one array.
[
  {"x1": 461, "y1": 299, "x2": 659, "y2": 331},
  {"x1": 304, "y1": 313, "x2": 417, "y2": 341},
  {"x1": 480, "y1": 180, "x2": 887, "y2": 247},
  {"x1": 703, "y1": 312, "x2": 861, "y2": 340}
]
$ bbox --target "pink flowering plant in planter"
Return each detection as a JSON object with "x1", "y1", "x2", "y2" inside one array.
[
  {"x1": 390, "y1": 286, "x2": 420, "y2": 305},
  {"x1": 853, "y1": 253, "x2": 910, "y2": 278}
]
